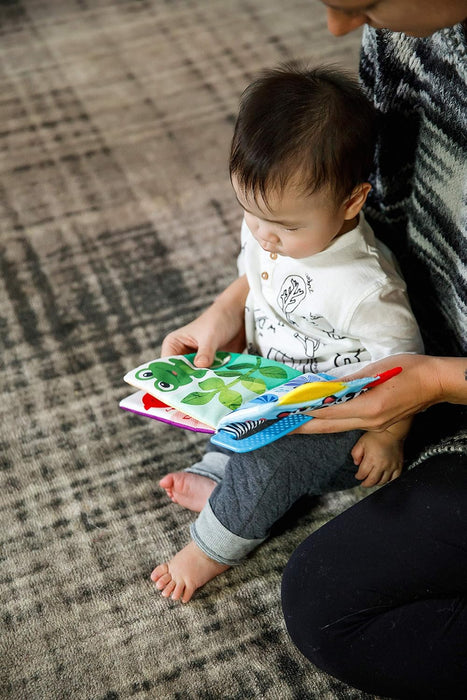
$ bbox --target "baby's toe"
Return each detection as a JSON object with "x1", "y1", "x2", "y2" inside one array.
[
  {"x1": 150, "y1": 563, "x2": 169, "y2": 583},
  {"x1": 171, "y1": 580, "x2": 186, "y2": 602},
  {"x1": 154, "y1": 573, "x2": 173, "y2": 590},
  {"x1": 161, "y1": 579, "x2": 176, "y2": 598},
  {"x1": 181, "y1": 584, "x2": 196, "y2": 604}
]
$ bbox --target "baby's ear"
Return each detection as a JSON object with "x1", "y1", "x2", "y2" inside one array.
[{"x1": 343, "y1": 183, "x2": 372, "y2": 219}]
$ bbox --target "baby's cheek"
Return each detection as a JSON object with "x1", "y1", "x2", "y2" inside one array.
[{"x1": 244, "y1": 212, "x2": 258, "y2": 233}]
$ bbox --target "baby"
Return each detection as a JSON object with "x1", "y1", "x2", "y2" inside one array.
[{"x1": 152, "y1": 64, "x2": 424, "y2": 602}]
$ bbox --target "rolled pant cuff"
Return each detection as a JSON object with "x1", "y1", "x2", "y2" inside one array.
[
  {"x1": 190, "y1": 500, "x2": 266, "y2": 566},
  {"x1": 184, "y1": 451, "x2": 229, "y2": 485}
]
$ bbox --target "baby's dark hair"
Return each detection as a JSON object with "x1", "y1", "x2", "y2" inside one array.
[{"x1": 229, "y1": 63, "x2": 376, "y2": 205}]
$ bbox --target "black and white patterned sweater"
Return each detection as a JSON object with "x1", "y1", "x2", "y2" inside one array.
[{"x1": 359, "y1": 23, "x2": 466, "y2": 463}]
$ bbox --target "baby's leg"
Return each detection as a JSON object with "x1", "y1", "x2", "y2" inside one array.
[
  {"x1": 159, "y1": 445, "x2": 230, "y2": 512},
  {"x1": 153, "y1": 431, "x2": 362, "y2": 602},
  {"x1": 196, "y1": 430, "x2": 363, "y2": 550}
]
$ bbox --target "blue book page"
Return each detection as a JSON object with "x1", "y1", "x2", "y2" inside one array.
[{"x1": 212, "y1": 373, "x2": 375, "y2": 452}]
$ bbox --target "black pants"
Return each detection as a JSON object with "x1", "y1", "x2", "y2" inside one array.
[{"x1": 281, "y1": 453, "x2": 467, "y2": 699}]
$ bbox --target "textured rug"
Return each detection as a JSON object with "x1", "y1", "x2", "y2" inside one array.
[{"x1": 0, "y1": 2, "x2": 385, "y2": 698}]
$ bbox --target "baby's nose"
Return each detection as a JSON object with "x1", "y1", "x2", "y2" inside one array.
[{"x1": 257, "y1": 222, "x2": 280, "y2": 243}]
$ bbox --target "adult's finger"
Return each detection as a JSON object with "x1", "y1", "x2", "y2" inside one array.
[{"x1": 292, "y1": 415, "x2": 372, "y2": 435}]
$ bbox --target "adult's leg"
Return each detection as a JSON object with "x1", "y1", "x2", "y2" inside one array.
[
  {"x1": 191, "y1": 430, "x2": 362, "y2": 565},
  {"x1": 281, "y1": 453, "x2": 467, "y2": 699}
]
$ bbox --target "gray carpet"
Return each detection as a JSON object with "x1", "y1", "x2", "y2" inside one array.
[{"x1": 1, "y1": 2, "x2": 385, "y2": 698}]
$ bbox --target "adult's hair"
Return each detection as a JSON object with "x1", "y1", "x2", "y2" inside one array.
[{"x1": 229, "y1": 62, "x2": 376, "y2": 205}]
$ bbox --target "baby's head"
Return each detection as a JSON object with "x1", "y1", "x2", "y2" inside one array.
[{"x1": 229, "y1": 63, "x2": 376, "y2": 258}]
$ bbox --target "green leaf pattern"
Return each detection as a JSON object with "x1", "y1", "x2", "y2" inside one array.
[
  {"x1": 198, "y1": 378, "x2": 227, "y2": 390},
  {"x1": 259, "y1": 365, "x2": 288, "y2": 378},
  {"x1": 241, "y1": 378, "x2": 266, "y2": 394},
  {"x1": 183, "y1": 390, "x2": 217, "y2": 405},
  {"x1": 180, "y1": 356, "x2": 284, "y2": 410},
  {"x1": 218, "y1": 389, "x2": 243, "y2": 410}
]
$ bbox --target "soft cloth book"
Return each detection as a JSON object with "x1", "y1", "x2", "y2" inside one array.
[
  {"x1": 120, "y1": 352, "x2": 401, "y2": 452},
  {"x1": 120, "y1": 352, "x2": 299, "y2": 433}
]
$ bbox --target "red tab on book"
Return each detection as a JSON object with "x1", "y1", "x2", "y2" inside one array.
[{"x1": 367, "y1": 366, "x2": 402, "y2": 388}]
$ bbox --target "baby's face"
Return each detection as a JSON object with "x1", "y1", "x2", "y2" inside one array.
[{"x1": 232, "y1": 176, "x2": 357, "y2": 259}]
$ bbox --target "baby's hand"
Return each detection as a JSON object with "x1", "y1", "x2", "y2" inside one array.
[{"x1": 351, "y1": 431, "x2": 403, "y2": 488}]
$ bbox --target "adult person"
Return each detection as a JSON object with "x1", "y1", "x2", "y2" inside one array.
[{"x1": 281, "y1": 2, "x2": 467, "y2": 698}]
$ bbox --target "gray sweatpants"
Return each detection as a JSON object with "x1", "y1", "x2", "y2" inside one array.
[{"x1": 186, "y1": 431, "x2": 363, "y2": 565}]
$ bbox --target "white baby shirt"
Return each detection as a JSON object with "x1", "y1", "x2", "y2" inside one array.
[{"x1": 238, "y1": 213, "x2": 424, "y2": 378}]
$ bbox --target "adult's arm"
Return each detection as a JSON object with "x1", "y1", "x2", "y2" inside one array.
[{"x1": 294, "y1": 354, "x2": 467, "y2": 435}]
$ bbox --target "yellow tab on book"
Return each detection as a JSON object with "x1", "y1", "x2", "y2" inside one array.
[{"x1": 277, "y1": 381, "x2": 346, "y2": 405}]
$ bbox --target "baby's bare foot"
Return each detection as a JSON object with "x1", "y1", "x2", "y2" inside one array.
[
  {"x1": 159, "y1": 471, "x2": 216, "y2": 512},
  {"x1": 151, "y1": 541, "x2": 230, "y2": 603}
]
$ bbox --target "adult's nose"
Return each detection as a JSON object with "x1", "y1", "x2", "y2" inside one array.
[{"x1": 326, "y1": 8, "x2": 367, "y2": 36}]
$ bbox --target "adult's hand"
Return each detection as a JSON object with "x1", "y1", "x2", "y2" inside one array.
[
  {"x1": 293, "y1": 354, "x2": 467, "y2": 435},
  {"x1": 161, "y1": 275, "x2": 249, "y2": 367}
]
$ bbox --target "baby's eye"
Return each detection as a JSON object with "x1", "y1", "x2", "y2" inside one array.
[{"x1": 284, "y1": 227, "x2": 299, "y2": 232}]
